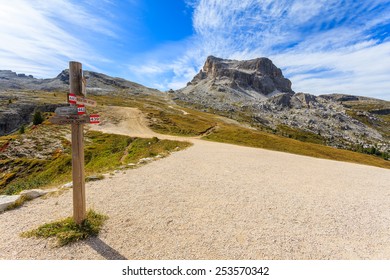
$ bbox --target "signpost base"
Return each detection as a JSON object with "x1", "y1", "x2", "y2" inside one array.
[{"x1": 71, "y1": 123, "x2": 86, "y2": 225}]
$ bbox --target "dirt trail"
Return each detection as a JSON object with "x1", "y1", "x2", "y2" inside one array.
[
  {"x1": 1, "y1": 107, "x2": 390, "y2": 260},
  {"x1": 90, "y1": 106, "x2": 191, "y2": 142},
  {"x1": 91, "y1": 107, "x2": 156, "y2": 138}
]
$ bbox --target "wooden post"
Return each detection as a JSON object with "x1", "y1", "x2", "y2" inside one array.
[{"x1": 69, "y1": 61, "x2": 86, "y2": 224}]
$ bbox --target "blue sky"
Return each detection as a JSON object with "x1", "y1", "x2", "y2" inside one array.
[{"x1": 1, "y1": 0, "x2": 390, "y2": 100}]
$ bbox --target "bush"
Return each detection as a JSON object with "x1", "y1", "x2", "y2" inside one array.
[
  {"x1": 19, "y1": 125, "x2": 25, "y2": 134},
  {"x1": 33, "y1": 111, "x2": 44, "y2": 125}
]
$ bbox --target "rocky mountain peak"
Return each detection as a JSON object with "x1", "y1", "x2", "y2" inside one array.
[
  {"x1": 201, "y1": 55, "x2": 284, "y2": 78},
  {"x1": 186, "y1": 55, "x2": 293, "y2": 99},
  {"x1": 0, "y1": 70, "x2": 34, "y2": 79},
  {"x1": 55, "y1": 70, "x2": 69, "y2": 84},
  {"x1": 0, "y1": 69, "x2": 161, "y2": 95}
]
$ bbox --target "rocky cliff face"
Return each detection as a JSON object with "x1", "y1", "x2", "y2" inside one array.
[
  {"x1": 191, "y1": 55, "x2": 293, "y2": 95},
  {"x1": 252, "y1": 92, "x2": 386, "y2": 149},
  {"x1": 0, "y1": 102, "x2": 65, "y2": 136},
  {"x1": 172, "y1": 56, "x2": 389, "y2": 153},
  {"x1": 175, "y1": 56, "x2": 294, "y2": 108}
]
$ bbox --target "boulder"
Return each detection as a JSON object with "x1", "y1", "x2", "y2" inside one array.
[
  {"x1": 19, "y1": 189, "x2": 49, "y2": 199},
  {"x1": 86, "y1": 175, "x2": 103, "y2": 182},
  {"x1": 0, "y1": 195, "x2": 21, "y2": 212},
  {"x1": 61, "y1": 182, "x2": 73, "y2": 189}
]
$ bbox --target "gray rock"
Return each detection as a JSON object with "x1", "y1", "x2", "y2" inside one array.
[
  {"x1": 86, "y1": 175, "x2": 103, "y2": 182},
  {"x1": 138, "y1": 157, "x2": 153, "y2": 163},
  {"x1": 173, "y1": 56, "x2": 389, "y2": 153},
  {"x1": 0, "y1": 102, "x2": 67, "y2": 136},
  {"x1": 19, "y1": 189, "x2": 49, "y2": 199},
  {"x1": 173, "y1": 56, "x2": 295, "y2": 114},
  {"x1": 61, "y1": 182, "x2": 73, "y2": 189},
  {"x1": 0, "y1": 195, "x2": 21, "y2": 212}
]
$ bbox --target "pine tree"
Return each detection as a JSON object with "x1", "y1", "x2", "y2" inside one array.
[
  {"x1": 19, "y1": 125, "x2": 25, "y2": 134},
  {"x1": 33, "y1": 111, "x2": 44, "y2": 125}
]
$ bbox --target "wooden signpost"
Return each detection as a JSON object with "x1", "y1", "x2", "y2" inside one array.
[
  {"x1": 50, "y1": 61, "x2": 100, "y2": 224},
  {"x1": 70, "y1": 62, "x2": 86, "y2": 225}
]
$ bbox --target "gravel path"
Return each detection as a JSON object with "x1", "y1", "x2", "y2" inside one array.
[{"x1": 1, "y1": 108, "x2": 390, "y2": 259}]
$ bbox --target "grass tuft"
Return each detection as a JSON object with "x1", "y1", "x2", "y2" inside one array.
[{"x1": 21, "y1": 209, "x2": 107, "y2": 246}]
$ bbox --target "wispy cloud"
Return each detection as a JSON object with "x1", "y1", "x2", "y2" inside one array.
[
  {"x1": 132, "y1": 0, "x2": 390, "y2": 99},
  {"x1": 2, "y1": 0, "x2": 390, "y2": 99},
  {"x1": 0, "y1": 0, "x2": 116, "y2": 77}
]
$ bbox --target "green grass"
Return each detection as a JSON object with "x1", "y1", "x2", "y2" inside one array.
[
  {"x1": 2, "y1": 89, "x2": 389, "y2": 188},
  {"x1": 342, "y1": 99, "x2": 390, "y2": 111},
  {"x1": 94, "y1": 93, "x2": 218, "y2": 136},
  {"x1": 3, "y1": 156, "x2": 72, "y2": 195},
  {"x1": 21, "y1": 209, "x2": 107, "y2": 246},
  {"x1": 1, "y1": 127, "x2": 191, "y2": 195},
  {"x1": 203, "y1": 125, "x2": 390, "y2": 169},
  {"x1": 276, "y1": 124, "x2": 325, "y2": 144},
  {"x1": 343, "y1": 99, "x2": 390, "y2": 139},
  {"x1": 345, "y1": 110, "x2": 373, "y2": 127},
  {"x1": 0, "y1": 158, "x2": 47, "y2": 190},
  {"x1": 84, "y1": 131, "x2": 133, "y2": 172},
  {"x1": 5, "y1": 195, "x2": 31, "y2": 211},
  {"x1": 124, "y1": 137, "x2": 191, "y2": 163},
  {"x1": 93, "y1": 93, "x2": 389, "y2": 169},
  {"x1": 147, "y1": 110, "x2": 215, "y2": 136}
]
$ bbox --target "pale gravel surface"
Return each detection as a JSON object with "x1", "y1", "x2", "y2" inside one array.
[{"x1": 1, "y1": 107, "x2": 390, "y2": 260}]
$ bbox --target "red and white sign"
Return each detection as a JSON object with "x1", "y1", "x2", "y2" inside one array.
[
  {"x1": 89, "y1": 114, "x2": 100, "y2": 124},
  {"x1": 76, "y1": 96, "x2": 97, "y2": 107},
  {"x1": 68, "y1": 93, "x2": 77, "y2": 104},
  {"x1": 77, "y1": 105, "x2": 86, "y2": 115}
]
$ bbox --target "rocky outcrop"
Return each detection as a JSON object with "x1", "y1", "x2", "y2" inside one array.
[
  {"x1": 173, "y1": 56, "x2": 389, "y2": 153},
  {"x1": 0, "y1": 195, "x2": 21, "y2": 212},
  {"x1": 0, "y1": 103, "x2": 66, "y2": 136},
  {"x1": 190, "y1": 55, "x2": 293, "y2": 95},
  {"x1": 0, "y1": 189, "x2": 56, "y2": 212},
  {"x1": 174, "y1": 56, "x2": 294, "y2": 112},
  {"x1": 253, "y1": 92, "x2": 385, "y2": 149},
  {"x1": 20, "y1": 189, "x2": 52, "y2": 199}
]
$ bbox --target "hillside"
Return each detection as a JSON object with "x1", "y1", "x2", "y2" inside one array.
[
  {"x1": 1, "y1": 85, "x2": 390, "y2": 260},
  {"x1": 0, "y1": 69, "x2": 160, "y2": 94},
  {"x1": 173, "y1": 56, "x2": 390, "y2": 157},
  {"x1": 1, "y1": 107, "x2": 390, "y2": 259},
  {"x1": 1, "y1": 57, "x2": 389, "y2": 178},
  {"x1": 1, "y1": 87, "x2": 389, "y2": 199}
]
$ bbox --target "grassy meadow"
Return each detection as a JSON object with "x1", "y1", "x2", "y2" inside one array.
[{"x1": 1, "y1": 89, "x2": 389, "y2": 198}]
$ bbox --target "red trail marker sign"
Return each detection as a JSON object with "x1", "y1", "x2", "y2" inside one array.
[
  {"x1": 89, "y1": 114, "x2": 100, "y2": 124},
  {"x1": 68, "y1": 93, "x2": 77, "y2": 104},
  {"x1": 77, "y1": 105, "x2": 86, "y2": 115}
]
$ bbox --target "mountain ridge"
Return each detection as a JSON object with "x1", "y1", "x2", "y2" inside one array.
[
  {"x1": 1, "y1": 56, "x2": 389, "y2": 156},
  {"x1": 0, "y1": 69, "x2": 160, "y2": 95},
  {"x1": 172, "y1": 56, "x2": 389, "y2": 154}
]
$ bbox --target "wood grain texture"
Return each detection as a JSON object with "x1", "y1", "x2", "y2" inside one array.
[{"x1": 69, "y1": 61, "x2": 86, "y2": 224}]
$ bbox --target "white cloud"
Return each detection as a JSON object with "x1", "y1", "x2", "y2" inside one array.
[
  {"x1": 275, "y1": 41, "x2": 390, "y2": 98},
  {"x1": 3, "y1": 0, "x2": 389, "y2": 100},
  {"x1": 135, "y1": 0, "x2": 390, "y2": 100},
  {"x1": 0, "y1": 0, "x2": 115, "y2": 77}
]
